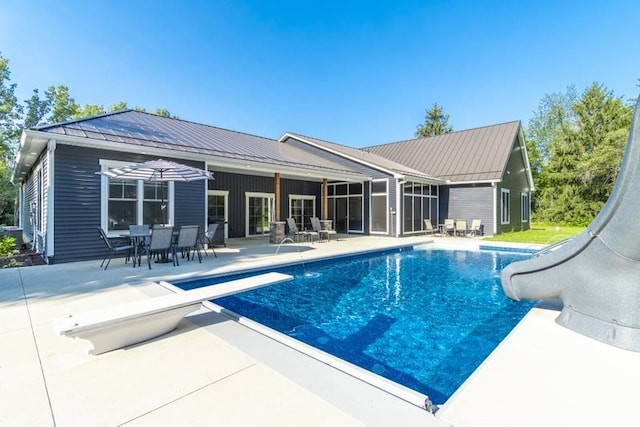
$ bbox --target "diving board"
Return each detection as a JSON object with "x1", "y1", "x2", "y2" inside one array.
[{"x1": 54, "y1": 272, "x2": 293, "y2": 355}]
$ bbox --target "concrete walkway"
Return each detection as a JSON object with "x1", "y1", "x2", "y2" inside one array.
[{"x1": 1, "y1": 235, "x2": 448, "y2": 426}]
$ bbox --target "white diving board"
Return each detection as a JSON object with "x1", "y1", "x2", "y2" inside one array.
[{"x1": 54, "y1": 272, "x2": 293, "y2": 355}]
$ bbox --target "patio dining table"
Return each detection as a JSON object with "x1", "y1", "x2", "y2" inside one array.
[{"x1": 121, "y1": 230, "x2": 152, "y2": 267}]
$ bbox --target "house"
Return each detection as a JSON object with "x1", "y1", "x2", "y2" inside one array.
[
  {"x1": 11, "y1": 111, "x2": 533, "y2": 264},
  {"x1": 364, "y1": 121, "x2": 534, "y2": 236}
]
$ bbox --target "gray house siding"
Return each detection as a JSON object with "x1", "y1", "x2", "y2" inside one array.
[
  {"x1": 496, "y1": 137, "x2": 531, "y2": 234},
  {"x1": 53, "y1": 145, "x2": 207, "y2": 264},
  {"x1": 208, "y1": 170, "x2": 323, "y2": 238},
  {"x1": 440, "y1": 184, "x2": 494, "y2": 236}
]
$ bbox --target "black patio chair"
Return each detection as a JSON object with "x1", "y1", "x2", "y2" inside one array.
[
  {"x1": 98, "y1": 227, "x2": 134, "y2": 270},
  {"x1": 205, "y1": 223, "x2": 219, "y2": 258}
]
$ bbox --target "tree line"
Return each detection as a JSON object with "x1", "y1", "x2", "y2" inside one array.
[
  {"x1": 0, "y1": 52, "x2": 175, "y2": 224},
  {"x1": 416, "y1": 84, "x2": 635, "y2": 226}
]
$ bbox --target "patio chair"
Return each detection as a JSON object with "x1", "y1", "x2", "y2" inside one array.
[
  {"x1": 174, "y1": 225, "x2": 202, "y2": 265},
  {"x1": 129, "y1": 224, "x2": 151, "y2": 266},
  {"x1": 455, "y1": 219, "x2": 468, "y2": 237},
  {"x1": 98, "y1": 227, "x2": 134, "y2": 270},
  {"x1": 286, "y1": 217, "x2": 308, "y2": 242},
  {"x1": 144, "y1": 226, "x2": 176, "y2": 269},
  {"x1": 310, "y1": 217, "x2": 334, "y2": 242},
  {"x1": 442, "y1": 219, "x2": 455, "y2": 236},
  {"x1": 468, "y1": 219, "x2": 482, "y2": 237},
  {"x1": 204, "y1": 223, "x2": 218, "y2": 258},
  {"x1": 423, "y1": 219, "x2": 438, "y2": 236}
]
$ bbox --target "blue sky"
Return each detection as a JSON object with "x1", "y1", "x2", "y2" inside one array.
[{"x1": 2, "y1": 0, "x2": 639, "y2": 147}]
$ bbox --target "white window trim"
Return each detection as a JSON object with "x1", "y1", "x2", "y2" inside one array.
[
  {"x1": 370, "y1": 179, "x2": 388, "y2": 234},
  {"x1": 501, "y1": 188, "x2": 511, "y2": 224},
  {"x1": 99, "y1": 159, "x2": 174, "y2": 236},
  {"x1": 521, "y1": 192, "x2": 530, "y2": 223},
  {"x1": 288, "y1": 194, "x2": 316, "y2": 228}
]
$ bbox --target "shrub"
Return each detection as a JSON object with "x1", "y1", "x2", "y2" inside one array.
[{"x1": 0, "y1": 235, "x2": 17, "y2": 257}]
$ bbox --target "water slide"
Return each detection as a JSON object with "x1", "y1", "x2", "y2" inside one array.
[{"x1": 501, "y1": 96, "x2": 640, "y2": 352}]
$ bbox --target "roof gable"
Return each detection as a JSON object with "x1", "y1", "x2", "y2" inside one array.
[
  {"x1": 280, "y1": 132, "x2": 441, "y2": 182},
  {"x1": 364, "y1": 121, "x2": 522, "y2": 183}
]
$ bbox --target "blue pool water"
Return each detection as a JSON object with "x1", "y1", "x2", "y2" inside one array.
[{"x1": 176, "y1": 247, "x2": 534, "y2": 404}]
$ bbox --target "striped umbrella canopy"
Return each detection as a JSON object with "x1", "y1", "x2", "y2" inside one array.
[
  {"x1": 98, "y1": 159, "x2": 214, "y2": 182},
  {"x1": 97, "y1": 159, "x2": 214, "y2": 224}
]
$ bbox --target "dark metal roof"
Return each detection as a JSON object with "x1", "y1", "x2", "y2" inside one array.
[
  {"x1": 33, "y1": 110, "x2": 365, "y2": 177},
  {"x1": 282, "y1": 132, "x2": 441, "y2": 182},
  {"x1": 363, "y1": 121, "x2": 522, "y2": 182}
]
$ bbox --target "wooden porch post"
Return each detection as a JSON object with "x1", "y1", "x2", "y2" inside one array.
[
  {"x1": 274, "y1": 173, "x2": 281, "y2": 221},
  {"x1": 322, "y1": 178, "x2": 328, "y2": 220}
]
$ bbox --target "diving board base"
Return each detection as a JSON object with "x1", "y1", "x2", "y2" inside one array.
[{"x1": 54, "y1": 272, "x2": 293, "y2": 355}]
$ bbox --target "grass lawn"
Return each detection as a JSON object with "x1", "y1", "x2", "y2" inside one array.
[{"x1": 483, "y1": 223, "x2": 585, "y2": 245}]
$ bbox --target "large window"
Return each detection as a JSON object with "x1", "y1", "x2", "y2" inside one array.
[
  {"x1": 521, "y1": 192, "x2": 530, "y2": 222},
  {"x1": 327, "y1": 182, "x2": 363, "y2": 233},
  {"x1": 289, "y1": 195, "x2": 315, "y2": 231},
  {"x1": 501, "y1": 189, "x2": 511, "y2": 224},
  {"x1": 100, "y1": 160, "x2": 173, "y2": 233},
  {"x1": 370, "y1": 180, "x2": 388, "y2": 233},
  {"x1": 402, "y1": 182, "x2": 438, "y2": 234}
]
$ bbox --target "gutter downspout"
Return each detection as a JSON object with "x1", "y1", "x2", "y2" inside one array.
[{"x1": 46, "y1": 139, "x2": 56, "y2": 262}]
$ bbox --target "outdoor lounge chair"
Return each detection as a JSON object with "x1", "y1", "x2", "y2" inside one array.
[
  {"x1": 443, "y1": 219, "x2": 455, "y2": 236},
  {"x1": 310, "y1": 217, "x2": 337, "y2": 242},
  {"x1": 98, "y1": 227, "x2": 134, "y2": 270},
  {"x1": 423, "y1": 219, "x2": 438, "y2": 236},
  {"x1": 468, "y1": 219, "x2": 482, "y2": 237},
  {"x1": 174, "y1": 225, "x2": 202, "y2": 265},
  {"x1": 286, "y1": 217, "x2": 308, "y2": 242},
  {"x1": 455, "y1": 219, "x2": 468, "y2": 237}
]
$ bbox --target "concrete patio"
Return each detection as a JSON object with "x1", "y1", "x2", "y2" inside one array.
[{"x1": 3, "y1": 235, "x2": 639, "y2": 426}]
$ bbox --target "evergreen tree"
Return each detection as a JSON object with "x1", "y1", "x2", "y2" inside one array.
[{"x1": 416, "y1": 103, "x2": 453, "y2": 137}]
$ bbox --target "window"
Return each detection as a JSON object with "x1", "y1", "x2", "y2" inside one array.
[
  {"x1": 370, "y1": 179, "x2": 388, "y2": 233},
  {"x1": 108, "y1": 179, "x2": 137, "y2": 231},
  {"x1": 501, "y1": 189, "x2": 511, "y2": 224},
  {"x1": 401, "y1": 181, "x2": 438, "y2": 234},
  {"x1": 327, "y1": 182, "x2": 364, "y2": 233},
  {"x1": 289, "y1": 195, "x2": 316, "y2": 231},
  {"x1": 521, "y1": 192, "x2": 530, "y2": 222},
  {"x1": 100, "y1": 160, "x2": 173, "y2": 233}
]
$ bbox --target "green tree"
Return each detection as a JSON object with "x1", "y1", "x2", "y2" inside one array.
[
  {"x1": 23, "y1": 89, "x2": 51, "y2": 128},
  {"x1": 108, "y1": 101, "x2": 128, "y2": 112},
  {"x1": 72, "y1": 103, "x2": 106, "y2": 119},
  {"x1": 0, "y1": 53, "x2": 21, "y2": 164},
  {"x1": 0, "y1": 52, "x2": 20, "y2": 224},
  {"x1": 415, "y1": 103, "x2": 453, "y2": 137},
  {"x1": 535, "y1": 83, "x2": 632, "y2": 225},
  {"x1": 45, "y1": 85, "x2": 79, "y2": 123}
]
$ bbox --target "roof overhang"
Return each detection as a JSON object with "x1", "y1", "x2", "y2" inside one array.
[{"x1": 11, "y1": 130, "x2": 50, "y2": 183}]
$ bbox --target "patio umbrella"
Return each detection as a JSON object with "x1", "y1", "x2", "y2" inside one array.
[{"x1": 97, "y1": 159, "x2": 214, "y2": 224}]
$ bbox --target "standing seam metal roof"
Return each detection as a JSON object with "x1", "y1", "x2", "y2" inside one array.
[
  {"x1": 363, "y1": 121, "x2": 522, "y2": 182},
  {"x1": 33, "y1": 110, "x2": 365, "y2": 177}
]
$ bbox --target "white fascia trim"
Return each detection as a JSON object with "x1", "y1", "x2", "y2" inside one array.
[
  {"x1": 445, "y1": 179, "x2": 501, "y2": 186},
  {"x1": 518, "y1": 126, "x2": 536, "y2": 192},
  {"x1": 280, "y1": 133, "x2": 403, "y2": 179}
]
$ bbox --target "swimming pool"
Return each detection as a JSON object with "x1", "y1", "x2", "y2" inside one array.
[{"x1": 176, "y1": 246, "x2": 534, "y2": 404}]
